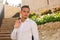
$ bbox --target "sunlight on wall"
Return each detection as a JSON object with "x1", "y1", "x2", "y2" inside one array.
[{"x1": 3, "y1": 0, "x2": 22, "y2": 7}]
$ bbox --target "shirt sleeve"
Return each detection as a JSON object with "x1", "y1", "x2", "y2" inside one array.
[
  {"x1": 31, "y1": 22, "x2": 39, "y2": 40},
  {"x1": 11, "y1": 25, "x2": 18, "y2": 40}
]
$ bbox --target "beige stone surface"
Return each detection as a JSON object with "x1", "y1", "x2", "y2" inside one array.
[
  {"x1": 22, "y1": 0, "x2": 60, "y2": 13},
  {"x1": 38, "y1": 22, "x2": 60, "y2": 40},
  {"x1": 4, "y1": 5, "x2": 20, "y2": 18}
]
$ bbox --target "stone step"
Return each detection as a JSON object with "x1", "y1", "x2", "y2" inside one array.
[
  {"x1": 1, "y1": 26, "x2": 14, "y2": 28},
  {"x1": 0, "y1": 34, "x2": 10, "y2": 37},
  {"x1": 0, "y1": 37, "x2": 11, "y2": 40},
  {"x1": 0, "y1": 26, "x2": 13, "y2": 28},
  {"x1": 0, "y1": 27, "x2": 13, "y2": 30},
  {"x1": 2, "y1": 18, "x2": 17, "y2": 22},
  {"x1": 0, "y1": 30, "x2": 13, "y2": 33},
  {"x1": 0, "y1": 30, "x2": 11, "y2": 34}
]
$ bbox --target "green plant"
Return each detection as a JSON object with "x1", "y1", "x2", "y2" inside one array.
[
  {"x1": 41, "y1": 9, "x2": 52, "y2": 15},
  {"x1": 29, "y1": 12, "x2": 60, "y2": 25},
  {"x1": 29, "y1": 12, "x2": 36, "y2": 18},
  {"x1": 53, "y1": 7, "x2": 60, "y2": 12}
]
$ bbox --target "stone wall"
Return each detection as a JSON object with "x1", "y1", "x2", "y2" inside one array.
[
  {"x1": 22, "y1": 0, "x2": 60, "y2": 13},
  {"x1": 4, "y1": 5, "x2": 20, "y2": 18},
  {"x1": 38, "y1": 22, "x2": 60, "y2": 40}
]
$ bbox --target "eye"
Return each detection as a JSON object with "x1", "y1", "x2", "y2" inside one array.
[
  {"x1": 27, "y1": 11, "x2": 29, "y2": 13},
  {"x1": 23, "y1": 11, "x2": 26, "y2": 12}
]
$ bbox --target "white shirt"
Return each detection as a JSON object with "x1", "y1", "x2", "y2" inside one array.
[{"x1": 11, "y1": 18, "x2": 39, "y2": 40}]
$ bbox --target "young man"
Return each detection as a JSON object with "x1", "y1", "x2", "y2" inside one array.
[{"x1": 11, "y1": 5, "x2": 39, "y2": 40}]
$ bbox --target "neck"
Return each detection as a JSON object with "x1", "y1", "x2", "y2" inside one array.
[{"x1": 21, "y1": 17, "x2": 27, "y2": 22}]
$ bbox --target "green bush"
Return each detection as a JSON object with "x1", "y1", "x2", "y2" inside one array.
[
  {"x1": 53, "y1": 7, "x2": 60, "y2": 12},
  {"x1": 29, "y1": 12, "x2": 60, "y2": 25},
  {"x1": 41, "y1": 9, "x2": 52, "y2": 15}
]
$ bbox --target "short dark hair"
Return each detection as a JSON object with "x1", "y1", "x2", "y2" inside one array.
[{"x1": 21, "y1": 5, "x2": 30, "y2": 10}]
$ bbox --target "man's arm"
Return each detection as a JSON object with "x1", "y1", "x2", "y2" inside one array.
[
  {"x1": 32, "y1": 22, "x2": 39, "y2": 40},
  {"x1": 11, "y1": 20, "x2": 21, "y2": 40}
]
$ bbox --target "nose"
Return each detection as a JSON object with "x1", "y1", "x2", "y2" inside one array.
[{"x1": 25, "y1": 12, "x2": 28, "y2": 14}]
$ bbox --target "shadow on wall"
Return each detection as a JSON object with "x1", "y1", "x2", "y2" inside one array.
[
  {"x1": 12, "y1": 12, "x2": 20, "y2": 18},
  {"x1": 0, "y1": 6, "x2": 4, "y2": 27}
]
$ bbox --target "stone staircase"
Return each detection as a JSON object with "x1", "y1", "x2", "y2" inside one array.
[{"x1": 0, "y1": 18, "x2": 17, "y2": 40}]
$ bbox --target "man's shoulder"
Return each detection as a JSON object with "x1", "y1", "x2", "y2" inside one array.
[
  {"x1": 28, "y1": 18, "x2": 37, "y2": 25},
  {"x1": 28, "y1": 18, "x2": 38, "y2": 27}
]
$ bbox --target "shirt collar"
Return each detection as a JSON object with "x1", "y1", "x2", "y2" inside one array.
[
  {"x1": 25, "y1": 18, "x2": 30, "y2": 22},
  {"x1": 21, "y1": 18, "x2": 30, "y2": 23}
]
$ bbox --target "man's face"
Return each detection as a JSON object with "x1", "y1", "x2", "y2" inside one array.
[{"x1": 20, "y1": 8, "x2": 30, "y2": 18}]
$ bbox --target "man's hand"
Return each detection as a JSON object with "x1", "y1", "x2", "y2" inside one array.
[{"x1": 14, "y1": 20, "x2": 21, "y2": 29}]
